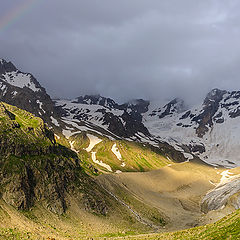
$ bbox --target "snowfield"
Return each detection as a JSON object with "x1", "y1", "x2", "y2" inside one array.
[
  {"x1": 85, "y1": 134, "x2": 102, "y2": 152},
  {"x1": 143, "y1": 96, "x2": 240, "y2": 167},
  {"x1": 1, "y1": 71, "x2": 41, "y2": 92},
  {"x1": 111, "y1": 143, "x2": 122, "y2": 160},
  {"x1": 91, "y1": 152, "x2": 112, "y2": 172},
  {"x1": 50, "y1": 116, "x2": 60, "y2": 127}
]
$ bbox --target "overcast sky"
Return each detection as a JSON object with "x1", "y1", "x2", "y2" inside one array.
[{"x1": 1, "y1": 0, "x2": 240, "y2": 104}]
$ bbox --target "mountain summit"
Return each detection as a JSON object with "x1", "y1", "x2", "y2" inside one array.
[{"x1": 0, "y1": 59, "x2": 60, "y2": 125}]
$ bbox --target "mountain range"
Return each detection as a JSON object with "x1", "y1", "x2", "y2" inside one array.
[
  {"x1": 1, "y1": 59, "x2": 239, "y2": 167},
  {"x1": 1, "y1": 58, "x2": 240, "y2": 239}
]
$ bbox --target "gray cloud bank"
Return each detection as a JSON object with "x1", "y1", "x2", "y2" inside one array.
[{"x1": 1, "y1": 0, "x2": 240, "y2": 104}]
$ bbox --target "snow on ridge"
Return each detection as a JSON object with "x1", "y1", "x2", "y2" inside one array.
[
  {"x1": 111, "y1": 143, "x2": 122, "y2": 160},
  {"x1": 56, "y1": 94, "x2": 240, "y2": 168},
  {"x1": 54, "y1": 134, "x2": 60, "y2": 140},
  {"x1": 143, "y1": 95, "x2": 240, "y2": 168},
  {"x1": 36, "y1": 100, "x2": 46, "y2": 113},
  {"x1": 12, "y1": 91, "x2": 18, "y2": 96},
  {"x1": 50, "y1": 116, "x2": 60, "y2": 127},
  {"x1": 111, "y1": 143, "x2": 126, "y2": 168},
  {"x1": 219, "y1": 170, "x2": 234, "y2": 186},
  {"x1": 62, "y1": 129, "x2": 82, "y2": 139},
  {"x1": 85, "y1": 134, "x2": 102, "y2": 152},
  {"x1": 121, "y1": 162, "x2": 126, "y2": 167},
  {"x1": 0, "y1": 82, "x2": 7, "y2": 96},
  {"x1": 69, "y1": 141, "x2": 79, "y2": 153},
  {"x1": 91, "y1": 152, "x2": 112, "y2": 172},
  {"x1": 55, "y1": 99, "x2": 124, "y2": 133},
  {"x1": 1, "y1": 71, "x2": 41, "y2": 92},
  {"x1": 84, "y1": 133, "x2": 112, "y2": 172}
]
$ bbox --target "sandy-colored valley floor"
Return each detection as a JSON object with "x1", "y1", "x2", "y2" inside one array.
[{"x1": 1, "y1": 161, "x2": 240, "y2": 239}]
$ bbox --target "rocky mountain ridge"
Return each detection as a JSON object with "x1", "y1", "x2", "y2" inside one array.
[
  {"x1": 57, "y1": 96, "x2": 150, "y2": 138},
  {"x1": 1, "y1": 59, "x2": 240, "y2": 167},
  {"x1": 57, "y1": 88, "x2": 240, "y2": 167},
  {"x1": 0, "y1": 59, "x2": 60, "y2": 126}
]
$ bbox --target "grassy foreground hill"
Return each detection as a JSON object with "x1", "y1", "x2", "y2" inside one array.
[
  {"x1": 0, "y1": 205, "x2": 239, "y2": 239},
  {"x1": 117, "y1": 209, "x2": 240, "y2": 240}
]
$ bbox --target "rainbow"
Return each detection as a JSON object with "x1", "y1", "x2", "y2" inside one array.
[{"x1": 0, "y1": 0, "x2": 39, "y2": 32}]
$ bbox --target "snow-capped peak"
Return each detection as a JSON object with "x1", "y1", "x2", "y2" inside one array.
[
  {"x1": 73, "y1": 95, "x2": 119, "y2": 109},
  {"x1": 147, "y1": 98, "x2": 186, "y2": 119},
  {"x1": 203, "y1": 88, "x2": 227, "y2": 106},
  {"x1": 1, "y1": 71, "x2": 41, "y2": 92},
  {"x1": 0, "y1": 59, "x2": 41, "y2": 92},
  {"x1": 0, "y1": 59, "x2": 17, "y2": 73}
]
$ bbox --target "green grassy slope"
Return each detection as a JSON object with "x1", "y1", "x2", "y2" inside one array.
[
  {"x1": 95, "y1": 139, "x2": 171, "y2": 172},
  {"x1": 119, "y1": 209, "x2": 240, "y2": 240},
  {"x1": 0, "y1": 102, "x2": 55, "y2": 156},
  {"x1": 62, "y1": 132, "x2": 172, "y2": 174},
  {"x1": 0, "y1": 207, "x2": 239, "y2": 239}
]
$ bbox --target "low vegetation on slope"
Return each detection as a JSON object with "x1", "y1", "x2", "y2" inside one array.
[
  {"x1": 60, "y1": 132, "x2": 172, "y2": 174},
  {"x1": 0, "y1": 102, "x2": 54, "y2": 156},
  {"x1": 120, "y1": 209, "x2": 240, "y2": 240},
  {"x1": 0, "y1": 205, "x2": 239, "y2": 239},
  {"x1": 95, "y1": 139, "x2": 172, "y2": 172}
]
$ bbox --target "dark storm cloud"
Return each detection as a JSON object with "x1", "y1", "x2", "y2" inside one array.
[{"x1": 1, "y1": 0, "x2": 240, "y2": 103}]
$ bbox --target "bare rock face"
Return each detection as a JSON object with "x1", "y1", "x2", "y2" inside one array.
[
  {"x1": 74, "y1": 94, "x2": 119, "y2": 109},
  {"x1": 0, "y1": 59, "x2": 17, "y2": 74},
  {"x1": 1, "y1": 152, "x2": 109, "y2": 215},
  {"x1": 2, "y1": 166, "x2": 35, "y2": 210},
  {"x1": 84, "y1": 193, "x2": 108, "y2": 215},
  {"x1": 158, "y1": 98, "x2": 186, "y2": 119},
  {"x1": 193, "y1": 89, "x2": 227, "y2": 137}
]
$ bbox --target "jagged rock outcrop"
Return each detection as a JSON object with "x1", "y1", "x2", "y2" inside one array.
[
  {"x1": 1, "y1": 153, "x2": 108, "y2": 215},
  {"x1": 0, "y1": 59, "x2": 60, "y2": 125},
  {"x1": 143, "y1": 88, "x2": 240, "y2": 166},
  {"x1": 73, "y1": 94, "x2": 119, "y2": 109},
  {"x1": 192, "y1": 89, "x2": 227, "y2": 137},
  {"x1": 0, "y1": 102, "x2": 55, "y2": 157},
  {"x1": 58, "y1": 96, "x2": 150, "y2": 138}
]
